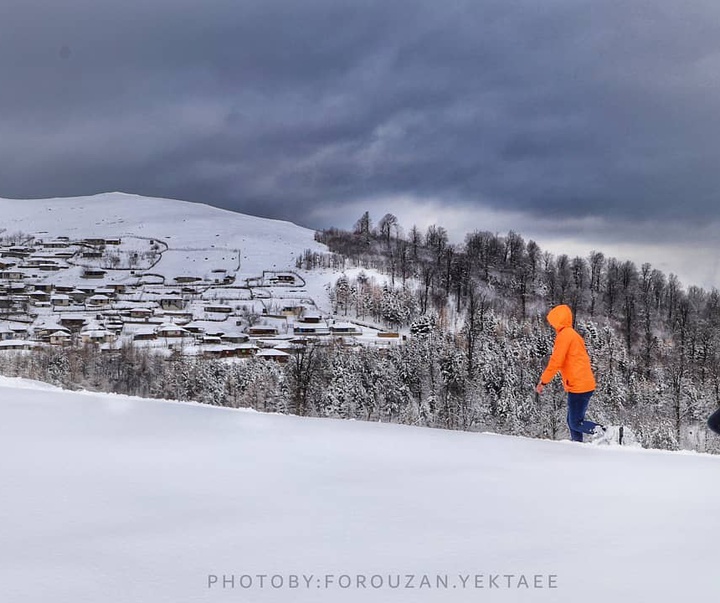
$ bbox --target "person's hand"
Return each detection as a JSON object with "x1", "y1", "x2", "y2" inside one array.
[{"x1": 535, "y1": 382, "x2": 544, "y2": 395}]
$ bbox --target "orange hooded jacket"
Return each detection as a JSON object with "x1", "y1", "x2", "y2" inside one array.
[{"x1": 540, "y1": 304, "x2": 596, "y2": 393}]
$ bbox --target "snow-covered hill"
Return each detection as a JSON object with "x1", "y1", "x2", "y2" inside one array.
[
  {"x1": 0, "y1": 191, "x2": 327, "y2": 289},
  {"x1": 1, "y1": 376, "x2": 718, "y2": 602}
]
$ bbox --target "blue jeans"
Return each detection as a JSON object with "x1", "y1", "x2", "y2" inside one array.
[
  {"x1": 709, "y1": 407, "x2": 720, "y2": 435},
  {"x1": 567, "y1": 391, "x2": 599, "y2": 442}
]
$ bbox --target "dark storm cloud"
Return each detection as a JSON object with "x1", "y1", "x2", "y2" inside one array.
[{"x1": 2, "y1": 0, "x2": 720, "y2": 229}]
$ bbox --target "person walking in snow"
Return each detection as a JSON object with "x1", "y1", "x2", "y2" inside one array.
[
  {"x1": 535, "y1": 304, "x2": 604, "y2": 443},
  {"x1": 708, "y1": 408, "x2": 720, "y2": 435}
]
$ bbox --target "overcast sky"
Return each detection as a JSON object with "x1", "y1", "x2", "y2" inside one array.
[{"x1": 3, "y1": 0, "x2": 720, "y2": 287}]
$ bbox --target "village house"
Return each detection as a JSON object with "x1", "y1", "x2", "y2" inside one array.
[
  {"x1": 8, "y1": 296, "x2": 29, "y2": 316},
  {"x1": 269, "y1": 273, "x2": 295, "y2": 284},
  {"x1": 235, "y1": 343, "x2": 259, "y2": 357},
  {"x1": 202, "y1": 345, "x2": 234, "y2": 359},
  {"x1": 173, "y1": 275, "x2": 202, "y2": 284},
  {"x1": 8, "y1": 282, "x2": 30, "y2": 301},
  {"x1": 256, "y1": 348, "x2": 291, "y2": 363},
  {"x1": 70, "y1": 289, "x2": 89, "y2": 304},
  {"x1": 80, "y1": 250, "x2": 103, "y2": 259},
  {"x1": 220, "y1": 332, "x2": 249, "y2": 344},
  {"x1": 330, "y1": 322, "x2": 363, "y2": 336},
  {"x1": 77, "y1": 285, "x2": 99, "y2": 295},
  {"x1": 202, "y1": 342, "x2": 258, "y2": 359},
  {"x1": 22, "y1": 259, "x2": 62, "y2": 272},
  {"x1": 59, "y1": 316, "x2": 89, "y2": 333},
  {"x1": 128, "y1": 307, "x2": 153, "y2": 321},
  {"x1": 87, "y1": 294, "x2": 111, "y2": 308},
  {"x1": 52, "y1": 251, "x2": 75, "y2": 260},
  {"x1": 272, "y1": 341, "x2": 304, "y2": 355},
  {"x1": 0, "y1": 270, "x2": 24, "y2": 281},
  {"x1": 9, "y1": 283, "x2": 28, "y2": 294},
  {"x1": 38, "y1": 262, "x2": 62, "y2": 272},
  {"x1": 160, "y1": 311, "x2": 193, "y2": 324},
  {"x1": 29, "y1": 290, "x2": 51, "y2": 304},
  {"x1": 133, "y1": 327, "x2": 158, "y2": 342},
  {"x1": 210, "y1": 269, "x2": 229, "y2": 284},
  {"x1": 105, "y1": 283, "x2": 127, "y2": 294},
  {"x1": 299, "y1": 309, "x2": 323, "y2": 323},
  {"x1": 293, "y1": 323, "x2": 331, "y2": 336},
  {"x1": 3, "y1": 247, "x2": 33, "y2": 259},
  {"x1": 0, "y1": 325, "x2": 16, "y2": 341},
  {"x1": 281, "y1": 304, "x2": 305, "y2": 317},
  {"x1": 0, "y1": 340, "x2": 41, "y2": 351},
  {"x1": 80, "y1": 329, "x2": 116, "y2": 345},
  {"x1": 254, "y1": 338, "x2": 282, "y2": 349},
  {"x1": 34, "y1": 322, "x2": 70, "y2": 341},
  {"x1": 21, "y1": 259, "x2": 49, "y2": 268},
  {"x1": 248, "y1": 325, "x2": 279, "y2": 337},
  {"x1": 5, "y1": 324, "x2": 29, "y2": 340},
  {"x1": 159, "y1": 296, "x2": 186, "y2": 311},
  {"x1": 377, "y1": 331, "x2": 401, "y2": 339},
  {"x1": 181, "y1": 322, "x2": 205, "y2": 336},
  {"x1": 157, "y1": 323, "x2": 191, "y2": 338},
  {"x1": 82, "y1": 238, "x2": 108, "y2": 247},
  {"x1": 50, "y1": 331, "x2": 72, "y2": 346},
  {"x1": 81, "y1": 268, "x2": 107, "y2": 279},
  {"x1": 202, "y1": 326, "x2": 225, "y2": 338},
  {"x1": 204, "y1": 304, "x2": 233, "y2": 314},
  {"x1": 42, "y1": 240, "x2": 70, "y2": 249},
  {"x1": 51, "y1": 294, "x2": 71, "y2": 307},
  {"x1": 106, "y1": 317, "x2": 125, "y2": 332}
]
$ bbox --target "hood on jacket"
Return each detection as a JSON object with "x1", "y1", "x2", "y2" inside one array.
[{"x1": 546, "y1": 304, "x2": 573, "y2": 331}]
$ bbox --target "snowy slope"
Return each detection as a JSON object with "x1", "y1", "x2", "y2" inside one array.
[
  {"x1": 1, "y1": 377, "x2": 719, "y2": 603},
  {"x1": 0, "y1": 192, "x2": 325, "y2": 277},
  {"x1": 0, "y1": 192, "x2": 341, "y2": 313}
]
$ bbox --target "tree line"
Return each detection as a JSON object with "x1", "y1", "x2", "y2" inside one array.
[
  {"x1": 0, "y1": 311, "x2": 712, "y2": 452},
  {"x1": 315, "y1": 211, "x2": 720, "y2": 452}
]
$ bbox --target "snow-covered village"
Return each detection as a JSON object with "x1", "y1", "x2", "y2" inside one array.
[{"x1": 0, "y1": 193, "x2": 402, "y2": 361}]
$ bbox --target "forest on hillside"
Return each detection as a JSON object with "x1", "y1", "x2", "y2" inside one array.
[{"x1": 307, "y1": 211, "x2": 720, "y2": 452}]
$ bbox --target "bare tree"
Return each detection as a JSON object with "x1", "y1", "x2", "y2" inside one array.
[{"x1": 287, "y1": 343, "x2": 321, "y2": 417}]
